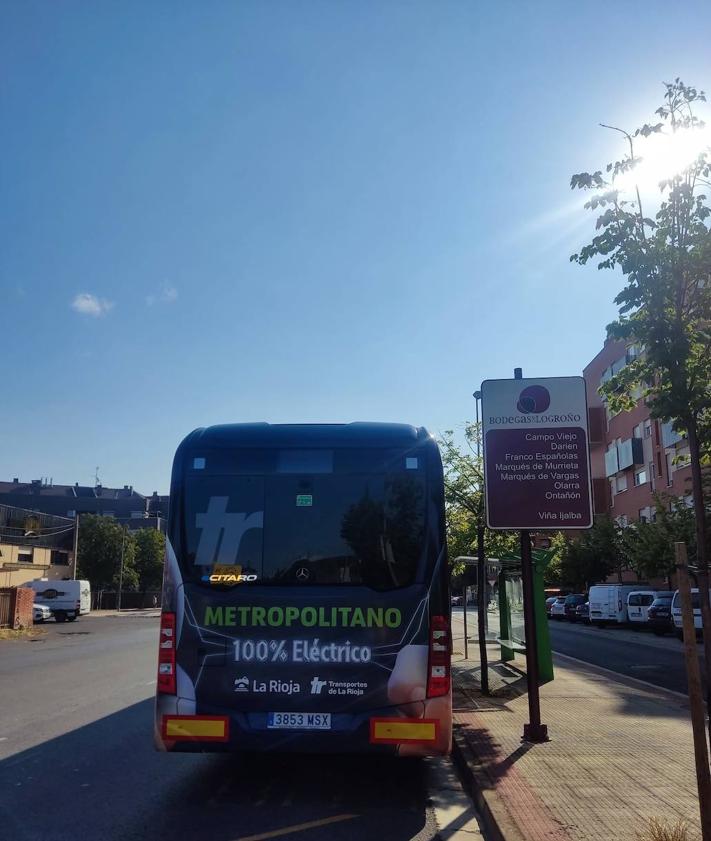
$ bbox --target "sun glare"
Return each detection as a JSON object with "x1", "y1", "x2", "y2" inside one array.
[{"x1": 614, "y1": 126, "x2": 711, "y2": 197}]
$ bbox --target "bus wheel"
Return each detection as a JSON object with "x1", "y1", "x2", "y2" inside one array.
[
  {"x1": 67, "y1": 613, "x2": 77, "y2": 622},
  {"x1": 55, "y1": 612, "x2": 67, "y2": 623},
  {"x1": 676, "y1": 630, "x2": 684, "y2": 641}
]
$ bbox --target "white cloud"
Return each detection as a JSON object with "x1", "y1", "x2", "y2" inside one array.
[
  {"x1": 146, "y1": 284, "x2": 178, "y2": 306},
  {"x1": 71, "y1": 293, "x2": 114, "y2": 317}
]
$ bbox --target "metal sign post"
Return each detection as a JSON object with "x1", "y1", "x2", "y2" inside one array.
[{"x1": 520, "y1": 529, "x2": 547, "y2": 741}]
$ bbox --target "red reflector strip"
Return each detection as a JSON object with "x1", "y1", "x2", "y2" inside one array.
[
  {"x1": 157, "y1": 611, "x2": 176, "y2": 695},
  {"x1": 162, "y1": 715, "x2": 229, "y2": 742},
  {"x1": 370, "y1": 718, "x2": 440, "y2": 745},
  {"x1": 427, "y1": 614, "x2": 451, "y2": 698}
]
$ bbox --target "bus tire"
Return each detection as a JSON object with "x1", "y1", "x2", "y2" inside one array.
[
  {"x1": 67, "y1": 613, "x2": 77, "y2": 622},
  {"x1": 55, "y1": 612, "x2": 67, "y2": 623},
  {"x1": 675, "y1": 630, "x2": 684, "y2": 641}
]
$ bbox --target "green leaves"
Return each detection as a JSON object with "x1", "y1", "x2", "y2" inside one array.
[
  {"x1": 558, "y1": 517, "x2": 622, "y2": 589},
  {"x1": 634, "y1": 122, "x2": 664, "y2": 138},
  {"x1": 77, "y1": 515, "x2": 138, "y2": 590},
  {"x1": 134, "y1": 528, "x2": 166, "y2": 590},
  {"x1": 570, "y1": 171, "x2": 605, "y2": 190},
  {"x1": 570, "y1": 77, "x2": 711, "y2": 434},
  {"x1": 438, "y1": 425, "x2": 519, "y2": 577},
  {"x1": 621, "y1": 495, "x2": 697, "y2": 580}
]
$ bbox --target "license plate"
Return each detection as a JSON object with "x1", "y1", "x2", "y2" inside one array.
[{"x1": 267, "y1": 712, "x2": 331, "y2": 730}]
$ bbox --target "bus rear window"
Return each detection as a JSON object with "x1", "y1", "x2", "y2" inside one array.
[{"x1": 183, "y1": 472, "x2": 425, "y2": 590}]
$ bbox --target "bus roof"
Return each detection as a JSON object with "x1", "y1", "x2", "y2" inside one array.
[{"x1": 178, "y1": 422, "x2": 432, "y2": 450}]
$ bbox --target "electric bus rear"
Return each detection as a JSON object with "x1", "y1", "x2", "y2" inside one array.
[{"x1": 155, "y1": 422, "x2": 451, "y2": 756}]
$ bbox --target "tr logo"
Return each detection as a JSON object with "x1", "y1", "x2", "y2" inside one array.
[{"x1": 310, "y1": 677, "x2": 326, "y2": 695}]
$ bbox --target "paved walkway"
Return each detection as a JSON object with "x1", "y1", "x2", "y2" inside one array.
[{"x1": 451, "y1": 615, "x2": 701, "y2": 841}]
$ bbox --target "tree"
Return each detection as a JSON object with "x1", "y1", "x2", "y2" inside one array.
[
  {"x1": 77, "y1": 515, "x2": 138, "y2": 590},
  {"x1": 621, "y1": 495, "x2": 697, "y2": 584},
  {"x1": 557, "y1": 516, "x2": 622, "y2": 590},
  {"x1": 133, "y1": 528, "x2": 166, "y2": 591},
  {"x1": 571, "y1": 77, "x2": 711, "y2": 721},
  {"x1": 439, "y1": 423, "x2": 519, "y2": 574}
]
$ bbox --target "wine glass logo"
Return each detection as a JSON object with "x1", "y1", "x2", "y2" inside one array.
[{"x1": 517, "y1": 385, "x2": 550, "y2": 415}]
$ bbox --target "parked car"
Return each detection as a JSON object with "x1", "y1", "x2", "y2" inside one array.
[
  {"x1": 646, "y1": 595, "x2": 675, "y2": 636},
  {"x1": 550, "y1": 596, "x2": 567, "y2": 620},
  {"x1": 563, "y1": 594, "x2": 587, "y2": 622},
  {"x1": 588, "y1": 584, "x2": 655, "y2": 627},
  {"x1": 545, "y1": 596, "x2": 558, "y2": 616},
  {"x1": 671, "y1": 588, "x2": 710, "y2": 640},
  {"x1": 32, "y1": 603, "x2": 52, "y2": 623},
  {"x1": 575, "y1": 601, "x2": 590, "y2": 623},
  {"x1": 627, "y1": 590, "x2": 673, "y2": 626},
  {"x1": 451, "y1": 595, "x2": 463, "y2": 607}
]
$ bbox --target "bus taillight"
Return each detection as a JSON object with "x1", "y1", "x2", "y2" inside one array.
[
  {"x1": 427, "y1": 615, "x2": 450, "y2": 698},
  {"x1": 157, "y1": 611, "x2": 176, "y2": 695}
]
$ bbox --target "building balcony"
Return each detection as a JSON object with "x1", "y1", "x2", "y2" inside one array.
[
  {"x1": 605, "y1": 437, "x2": 644, "y2": 477},
  {"x1": 662, "y1": 420, "x2": 684, "y2": 448}
]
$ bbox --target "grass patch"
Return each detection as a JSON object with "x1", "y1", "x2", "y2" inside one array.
[
  {"x1": 637, "y1": 818, "x2": 699, "y2": 841},
  {"x1": 0, "y1": 626, "x2": 47, "y2": 641}
]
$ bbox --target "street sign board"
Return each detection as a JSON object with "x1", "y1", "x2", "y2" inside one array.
[{"x1": 482, "y1": 376, "x2": 593, "y2": 530}]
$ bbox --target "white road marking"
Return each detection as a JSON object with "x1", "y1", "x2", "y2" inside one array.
[{"x1": 234, "y1": 814, "x2": 358, "y2": 841}]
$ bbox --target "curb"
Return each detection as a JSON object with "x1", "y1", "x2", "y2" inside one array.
[{"x1": 450, "y1": 727, "x2": 526, "y2": 841}]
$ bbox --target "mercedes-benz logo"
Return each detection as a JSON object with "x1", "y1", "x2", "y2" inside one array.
[{"x1": 295, "y1": 567, "x2": 311, "y2": 582}]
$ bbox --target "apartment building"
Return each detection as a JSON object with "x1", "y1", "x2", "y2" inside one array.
[
  {"x1": 0, "y1": 479, "x2": 169, "y2": 532},
  {"x1": 583, "y1": 337, "x2": 693, "y2": 525}
]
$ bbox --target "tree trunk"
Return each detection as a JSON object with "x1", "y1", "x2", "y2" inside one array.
[{"x1": 685, "y1": 417, "x2": 711, "y2": 745}]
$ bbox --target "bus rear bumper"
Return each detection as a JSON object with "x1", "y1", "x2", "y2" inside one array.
[{"x1": 154, "y1": 700, "x2": 451, "y2": 757}]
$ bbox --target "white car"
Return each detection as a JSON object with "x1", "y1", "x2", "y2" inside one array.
[
  {"x1": 550, "y1": 596, "x2": 567, "y2": 619},
  {"x1": 33, "y1": 603, "x2": 52, "y2": 623}
]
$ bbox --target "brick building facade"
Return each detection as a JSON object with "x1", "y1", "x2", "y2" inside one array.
[{"x1": 583, "y1": 337, "x2": 693, "y2": 526}]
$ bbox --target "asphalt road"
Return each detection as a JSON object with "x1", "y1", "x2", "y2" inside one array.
[
  {"x1": 546, "y1": 618, "x2": 695, "y2": 695},
  {"x1": 451, "y1": 606, "x2": 698, "y2": 695},
  {"x1": 0, "y1": 615, "x2": 460, "y2": 841}
]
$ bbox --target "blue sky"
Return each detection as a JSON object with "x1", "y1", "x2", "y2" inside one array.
[{"x1": 2, "y1": 1, "x2": 711, "y2": 493}]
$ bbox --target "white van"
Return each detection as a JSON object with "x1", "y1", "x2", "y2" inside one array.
[
  {"x1": 28, "y1": 579, "x2": 91, "y2": 622},
  {"x1": 588, "y1": 584, "x2": 654, "y2": 626},
  {"x1": 627, "y1": 591, "x2": 673, "y2": 625},
  {"x1": 671, "y1": 588, "x2": 709, "y2": 639}
]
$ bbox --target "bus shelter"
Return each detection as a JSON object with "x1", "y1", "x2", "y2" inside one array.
[{"x1": 496, "y1": 550, "x2": 554, "y2": 685}]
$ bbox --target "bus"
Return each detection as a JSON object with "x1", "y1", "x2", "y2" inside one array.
[{"x1": 154, "y1": 422, "x2": 452, "y2": 756}]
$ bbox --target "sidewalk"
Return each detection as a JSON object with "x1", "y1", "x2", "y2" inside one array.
[
  {"x1": 91, "y1": 609, "x2": 160, "y2": 618},
  {"x1": 451, "y1": 615, "x2": 701, "y2": 841}
]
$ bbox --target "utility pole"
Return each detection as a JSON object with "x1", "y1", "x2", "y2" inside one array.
[
  {"x1": 676, "y1": 542, "x2": 711, "y2": 841},
  {"x1": 71, "y1": 514, "x2": 79, "y2": 580},
  {"x1": 117, "y1": 526, "x2": 126, "y2": 612}
]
